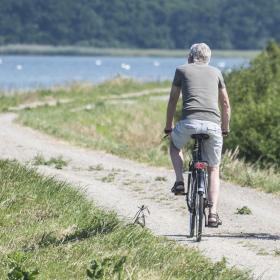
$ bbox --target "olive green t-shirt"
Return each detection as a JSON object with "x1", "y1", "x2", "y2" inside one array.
[{"x1": 172, "y1": 63, "x2": 226, "y2": 124}]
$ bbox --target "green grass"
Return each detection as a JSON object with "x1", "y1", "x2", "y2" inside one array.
[
  {"x1": 16, "y1": 79, "x2": 170, "y2": 167},
  {"x1": 0, "y1": 91, "x2": 41, "y2": 112},
  {"x1": 0, "y1": 159, "x2": 250, "y2": 279},
  {"x1": 0, "y1": 44, "x2": 260, "y2": 58}
]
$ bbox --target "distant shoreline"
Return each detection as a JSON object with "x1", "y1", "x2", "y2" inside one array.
[{"x1": 0, "y1": 44, "x2": 259, "y2": 58}]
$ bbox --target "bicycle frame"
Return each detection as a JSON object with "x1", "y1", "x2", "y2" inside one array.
[
  {"x1": 186, "y1": 137, "x2": 208, "y2": 210},
  {"x1": 186, "y1": 135, "x2": 210, "y2": 240}
]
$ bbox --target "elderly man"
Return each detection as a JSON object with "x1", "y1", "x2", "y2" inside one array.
[{"x1": 164, "y1": 43, "x2": 231, "y2": 227}]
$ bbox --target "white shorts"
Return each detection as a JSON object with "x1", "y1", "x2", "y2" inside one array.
[{"x1": 171, "y1": 119, "x2": 223, "y2": 167}]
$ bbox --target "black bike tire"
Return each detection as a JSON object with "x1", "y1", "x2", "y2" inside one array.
[
  {"x1": 189, "y1": 174, "x2": 196, "y2": 237},
  {"x1": 196, "y1": 193, "x2": 204, "y2": 242},
  {"x1": 189, "y1": 200, "x2": 196, "y2": 237}
]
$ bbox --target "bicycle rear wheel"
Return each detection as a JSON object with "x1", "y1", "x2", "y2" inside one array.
[
  {"x1": 189, "y1": 202, "x2": 196, "y2": 237},
  {"x1": 196, "y1": 193, "x2": 204, "y2": 242},
  {"x1": 188, "y1": 173, "x2": 196, "y2": 237}
]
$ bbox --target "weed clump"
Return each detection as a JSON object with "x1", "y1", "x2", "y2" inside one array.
[
  {"x1": 235, "y1": 206, "x2": 252, "y2": 215},
  {"x1": 155, "y1": 176, "x2": 167, "y2": 182},
  {"x1": 89, "y1": 164, "x2": 104, "y2": 171},
  {"x1": 274, "y1": 248, "x2": 280, "y2": 256},
  {"x1": 101, "y1": 173, "x2": 116, "y2": 183},
  {"x1": 33, "y1": 153, "x2": 69, "y2": 169}
]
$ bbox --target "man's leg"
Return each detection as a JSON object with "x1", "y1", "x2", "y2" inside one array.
[
  {"x1": 170, "y1": 141, "x2": 184, "y2": 182},
  {"x1": 207, "y1": 166, "x2": 220, "y2": 216}
]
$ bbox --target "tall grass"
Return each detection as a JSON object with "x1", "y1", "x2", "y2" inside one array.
[
  {"x1": 0, "y1": 160, "x2": 250, "y2": 279},
  {"x1": 220, "y1": 149, "x2": 280, "y2": 193}
]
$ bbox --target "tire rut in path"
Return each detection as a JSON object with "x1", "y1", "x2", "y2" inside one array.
[{"x1": 0, "y1": 113, "x2": 279, "y2": 280}]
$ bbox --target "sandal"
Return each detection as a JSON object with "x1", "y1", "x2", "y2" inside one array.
[
  {"x1": 208, "y1": 213, "x2": 222, "y2": 228},
  {"x1": 171, "y1": 181, "x2": 185, "y2": 195}
]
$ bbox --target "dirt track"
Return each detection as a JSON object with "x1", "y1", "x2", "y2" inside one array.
[{"x1": 1, "y1": 113, "x2": 279, "y2": 279}]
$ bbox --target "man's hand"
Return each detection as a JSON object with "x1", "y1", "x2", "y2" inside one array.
[
  {"x1": 222, "y1": 130, "x2": 230, "y2": 137},
  {"x1": 164, "y1": 128, "x2": 172, "y2": 134},
  {"x1": 163, "y1": 128, "x2": 172, "y2": 139}
]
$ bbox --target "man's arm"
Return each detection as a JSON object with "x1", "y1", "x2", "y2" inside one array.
[
  {"x1": 165, "y1": 85, "x2": 181, "y2": 132},
  {"x1": 219, "y1": 87, "x2": 231, "y2": 134}
]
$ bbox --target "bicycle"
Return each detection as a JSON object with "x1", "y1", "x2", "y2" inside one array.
[{"x1": 185, "y1": 133, "x2": 212, "y2": 242}]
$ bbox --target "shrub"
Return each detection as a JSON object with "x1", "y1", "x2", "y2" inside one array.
[{"x1": 225, "y1": 41, "x2": 280, "y2": 167}]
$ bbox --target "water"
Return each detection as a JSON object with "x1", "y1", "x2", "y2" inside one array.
[{"x1": 0, "y1": 55, "x2": 248, "y2": 92}]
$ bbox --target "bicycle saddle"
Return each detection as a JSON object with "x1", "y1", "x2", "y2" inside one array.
[{"x1": 191, "y1": 133, "x2": 209, "y2": 140}]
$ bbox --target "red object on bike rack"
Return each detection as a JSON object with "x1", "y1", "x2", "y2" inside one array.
[{"x1": 194, "y1": 162, "x2": 208, "y2": 169}]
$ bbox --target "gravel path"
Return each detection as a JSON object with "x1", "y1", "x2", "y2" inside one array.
[{"x1": 1, "y1": 113, "x2": 279, "y2": 279}]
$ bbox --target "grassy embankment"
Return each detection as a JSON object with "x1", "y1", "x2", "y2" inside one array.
[
  {"x1": 0, "y1": 44, "x2": 259, "y2": 58},
  {"x1": 0, "y1": 159, "x2": 250, "y2": 279},
  {"x1": 1, "y1": 79, "x2": 279, "y2": 194}
]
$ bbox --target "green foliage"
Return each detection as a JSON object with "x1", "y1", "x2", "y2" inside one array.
[
  {"x1": 6, "y1": 252, "x2": 39, "y2": 280},
  {"x1": 225, "y1": 41, "x2": 280, "y2": 167},
  {"x1": 86, "y1": 256, "x2": 126, "y2": 279},
  {"x1": 0, "y1": 0, "x2": 279, "y2": 49}
]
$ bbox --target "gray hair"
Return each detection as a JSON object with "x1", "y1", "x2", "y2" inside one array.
[{"x1": 189, "y1": 43, "x2": 211, "y2": 64}]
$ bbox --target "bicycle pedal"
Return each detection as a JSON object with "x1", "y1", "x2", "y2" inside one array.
[
  {"x1": 208, "y1": 202, "x2": 213, "y2": 208},
  {"x1": 174, "y1": 192, "x2": 186, "y2": 196}
]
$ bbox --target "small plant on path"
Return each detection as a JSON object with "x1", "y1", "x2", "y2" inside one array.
[
  {"x1": 33, "y1": 153, "x2": 69, "y2": 169},
  {"x1": 32, "y1": 153, "x2": 47, "y2": 166},
  {"x1": 101, "y1": 173, "x2": 116, "y2": 183},
  {"x1": 274, "y1": 248, "x2": 280, "y2": 256},
  {"x1": 48, "y1": 155, "x2": 69, "y2": 169},
  {"x1": 155, "y1": 176, "x2": 167, "y2": 182},
  {"x1": 89, "y1": 164, "x2": 104, "y2": 171},
  {"x1": 235, "y1": 206, "x2": 252, "y2": 215}
]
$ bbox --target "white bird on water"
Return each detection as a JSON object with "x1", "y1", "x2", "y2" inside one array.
[
  {"x1": 218, "y1": 61, "x2": 226, "y2": 68},
  {"x1": 95, "y1": 59, "x2": 102, "y2": 66},
  {"x1": 0, "y1": 58, "x2": 2, "y2": 64},
  {"x1": 16, "y1": 64, "x2": 23, "y2": 70},
  {"x1": 121, "y1": 63, "x2": 131, "y2": 70},
  {"x1": 153, "y1": 61, "x2": 160, "y2": 67}
]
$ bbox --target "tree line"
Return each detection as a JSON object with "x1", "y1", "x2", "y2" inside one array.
[{"x1": 0, "y1": 0, "x2": 279, "y2": 50}]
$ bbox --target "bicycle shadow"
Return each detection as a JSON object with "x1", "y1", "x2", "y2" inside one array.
[{"x1": 163, "y1": 232, "x2": 280, "y2": 242}]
